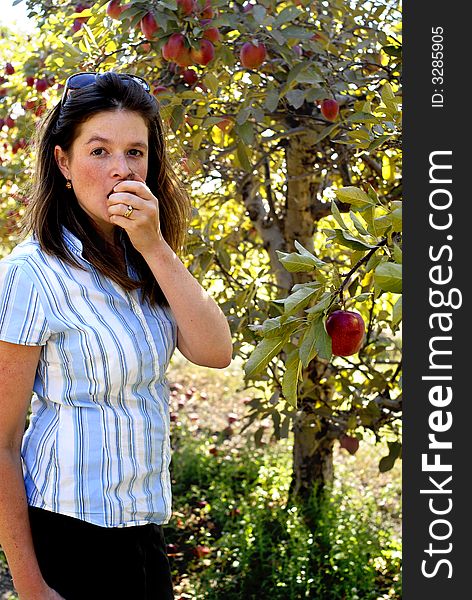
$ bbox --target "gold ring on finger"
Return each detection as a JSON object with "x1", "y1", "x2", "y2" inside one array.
[{"x1": 123, "y1": 205, "x2": 134, "y2": 218}]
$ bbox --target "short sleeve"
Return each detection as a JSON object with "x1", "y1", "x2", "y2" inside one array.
[{"x1": 0, "y1": 260, "x2": 50, "y2": 346}]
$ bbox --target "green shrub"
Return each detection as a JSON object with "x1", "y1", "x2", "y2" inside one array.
[{"x1": 166, "y1": 426, "x2": 401, "y2": 600}]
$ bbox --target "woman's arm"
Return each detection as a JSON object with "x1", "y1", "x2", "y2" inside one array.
[
  {"x1": 141, "y1": 240, "x2": 233, "y2": 369},
  {"x1": 0, "y1": 341, "x2": 63, "y2": 599}
]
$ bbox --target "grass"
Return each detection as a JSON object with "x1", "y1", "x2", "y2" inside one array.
[
  {"x1": 0, "y1": 353, "x2": 401, "y2": 599},
  {"x1": 165, "y1": 354, "x2": 401, "y2": 600}
]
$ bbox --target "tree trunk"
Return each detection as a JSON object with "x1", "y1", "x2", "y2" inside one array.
[
  {"x1": 284, "y1": 135, "x2": 337, "y2": 508},
  {"x1": 242, "y1": 133, "x2": 340, "y2": 510}
]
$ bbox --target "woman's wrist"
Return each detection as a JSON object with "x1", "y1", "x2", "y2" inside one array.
[{"x1": 140, "y1": 236, "x2": 173, "y2": 263}]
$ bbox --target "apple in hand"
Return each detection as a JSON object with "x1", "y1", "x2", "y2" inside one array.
[{"x1": 325, "y1": 310, "x2": 365, "y2": 356}]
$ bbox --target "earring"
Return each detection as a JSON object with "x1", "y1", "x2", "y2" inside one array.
[{"x1": 65, "y1": 179, "x2": 72, "y2": 189}]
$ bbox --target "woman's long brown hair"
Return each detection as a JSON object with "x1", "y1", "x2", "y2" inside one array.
[{"x1": 19, "y1": 71, "x2": 192, "y2": 307}]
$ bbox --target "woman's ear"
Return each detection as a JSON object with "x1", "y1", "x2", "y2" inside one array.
[{"x1": 54, "y1": 145, "x2": 71, "y2": 180}]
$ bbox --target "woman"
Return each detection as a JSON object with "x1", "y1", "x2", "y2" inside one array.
[{"x1": 0, "y1": 71, "x2": 233, "y2": 600}]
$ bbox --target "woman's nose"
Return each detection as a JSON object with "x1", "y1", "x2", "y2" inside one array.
[{"x1": 111, "y1": 154, "x2": 134, "y2": 178}]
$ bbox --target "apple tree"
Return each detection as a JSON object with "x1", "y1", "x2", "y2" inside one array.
[{"x1": 0, "y1": 0, "x2": 402, "y2": 508}]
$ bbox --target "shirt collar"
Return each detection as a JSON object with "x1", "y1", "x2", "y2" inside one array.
[
  {"x1": 61, "y1": 226, "x2": 137, "y2": 279},
  {"x1": 62, "y1": 226, "x2": 84, "y2": 258}
]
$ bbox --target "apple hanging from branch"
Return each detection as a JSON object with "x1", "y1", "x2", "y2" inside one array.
[
  {"x1": 320, "y1": 98, "x2": 339, "y2": 121},
  {"x1": 240, "y1": 41, "x2": 267, "y2": 69},
  {"x1": 325, "y1": 310, "x2": 365, "y2": 356}
]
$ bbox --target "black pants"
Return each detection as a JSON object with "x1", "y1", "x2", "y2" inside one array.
[{"x1": 28, "y1": 506, "x2": 174, "y2": 600}]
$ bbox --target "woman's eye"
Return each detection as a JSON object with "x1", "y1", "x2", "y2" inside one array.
[
  {"x1": 129, "y1": 149, "x2": 144, "y2": 156},
  {"x1": 91, "y1": 148, "x2": 105, "y2": 156}
]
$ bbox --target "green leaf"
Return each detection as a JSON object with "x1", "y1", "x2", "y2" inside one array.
[
  {"x1": 334, "y1": 186, "x2": 375, "y2": 207},
  {"x1": 276, "y1": 250, "x2": 317, "y2": 272},
  {"x1": 313, "y1": 317, "x2": 332, "y2": 360},
  {"x1": 280, "y1": 25, "x2": 314, "y2": 40},
  {"x1": 374, "y1": 214, "x2": 392, "y2": 236},
  {"x1": 286, "y1": 89, "x2": 307, "y2": 109},
  {"x1": 365, "y1": 252, "x2": 383, "y2": 272},
  {"x1": 284, "y1": 286, "x2": 320, "y2": 316},
  {"x1": 381, "y1": 82, "x2": 398, "y2": 114},
  {"x1": 391, "y1": 207, "x2": 402, "y2": 231},
  {"x1": 392, "y1": 296, "x2": 402, "y2": 326},
  {"x1": 393, "y1": 244, "x2": 402, "y2": 264},
  {"x1": 349, "y1": 211, "x2": 369, "y2": 236},
  {"x1": 347, "y1": 112, "x2": 380, "y2": 124},
  {"x1": 275, "y1": 5, "x2": 302, "y2": 26},
  {"x1": 294, "y1": 240, "x2": 326, "y2": 267},
  {"x1": 203, "y1": 72, "x2": 219, "y2": 95},
  {"x1": 265, "y1": 88, "x2": 280, "y2": 112},
  {"x1": 305, "y1": 292, "x2": 333, "y2": 315},
  {"x1": 244, "y1": 336, "x2": 286, "y2": 379},
  {"x1": 299, "y1": 316, "x2": 332, "y2": 364},
  {"x1": 236, "y1": 107, "x2": 251, "y2": 125},
  {"x1": 299, "y1": 318, "x2": 320, "y2": 367},
  {"x1": 368, "y1": 135, "x2": 391, "y2": 152},
  {"x1": 252, "y1": 4, "x2": 267, "y2": 23},
  {"x1": 282, "y1": 349, "x2": 302, "y2": 407},
  {"x1": 307, "y1": 123, "x2": 339, "y2": 145},
  {"x1": 374, "y1": 262, "x2": 402, "y2": 293},
  {"x1": 261, "y1": 315, "x2": 300, "y2": 337},
  {"x1": 236, "y1": 121, "x2": 255, "y2": 145},
  {"x1": 331, "y1": 201, "x2": 348, "y2": 229},
  {"x1": 328, "y1": 229, "x2": 378, "y2": 251},
  {"x1": 237, "y1": 142, "x2": 252, "y2": 171},
  {"x1": 382, "y1": 44, "x2": 402, "y2": 58},
  {"x1": 379, "y1": 441, "x2": 402, "y2": 472},
  {"x1": 286, "y1": 62, "x2": 307, "y2": 86}
]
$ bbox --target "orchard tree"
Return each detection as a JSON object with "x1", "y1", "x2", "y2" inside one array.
[{"x1": 0, "y1": 0, "x2": 402, "y2": 513}]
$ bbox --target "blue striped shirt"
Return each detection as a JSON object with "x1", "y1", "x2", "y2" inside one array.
[{"x1": 0, "y1": 227, "x2": 177, "y2": 528}]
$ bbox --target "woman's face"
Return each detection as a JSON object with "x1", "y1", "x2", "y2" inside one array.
[{"x1": 55, "y1": 109, "x2": 149, "y2": 241}]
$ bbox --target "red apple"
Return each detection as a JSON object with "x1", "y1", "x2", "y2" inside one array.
[
  {"x1": 320, "y1": 98, "x2": 339, "y2": 121},
  {"x1": 339, "y1": 434, "x2": 360, "y2": 455},
  {"x1": 71, "y1": 19, "x2": 84, "y2": 32},
  {"x1": 106, "y1": 0, "x2": 124, "y2": 19},
  {"x1": 5, "y1": 62, "x2": 14, "y2": 75},
  {"x1": 153, "y1": 85, "x2": 169, "y2": 96},
  {"x1": 193, "y1": 545, "x2": 211, "y2": 558},
  {"x1": 216, "y1": 118, "x2": 233, "y2": 132},
  {"x1": 177, "y1": 0, "x2": 196, "y2": 15},
  {"x1": 182, "y1": 68, "x2": 198, "y2": 85},
  {"x1": 190, "y1": 39, "x2": 215, "y2": 65},
  {"x1": 325, "y1": 310, "x2": 365, "y2": 356},
  {"x1": 202, "y1": 26, "x2": 220, "y2": 43},
  {"x1": 26, "y1": 76, "x2": 35, "y2": 87},
  {"x1": 23, "y1": 99, "x2": 37, "y2": 110},
  {"x1": 0, "y1": 88, "x2": 7, "y2": 97},
  {"x1": 140, "y1": 12, "x2": 159, "y2": 39},
  {"x1": 227, "y1": 412, "x2": 238, "y2": 424},
  {"x1": 240, "y1": 41, "x2": 267, "y2": 69},
  {"x1": 201, "y1": 0, "x2": 214, "y2": 18},
  {"x1": 162, "y1": 33, "x2": 192, "y2": 67},
  {"x1": 35, "y1": 78, "x2": 49, "y2": 92},
  {"x1": 5, "y1": 116, "x2": 15, "y2": 128}
]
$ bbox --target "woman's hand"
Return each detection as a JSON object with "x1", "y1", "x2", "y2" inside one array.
[{"x1": 107, "y1": 173, "x2": 165, "y2": 256}]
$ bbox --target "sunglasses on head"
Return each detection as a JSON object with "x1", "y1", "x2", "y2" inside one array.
[{"x1": 60, "y1": 71, "x2": 151, "y2": 106}]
